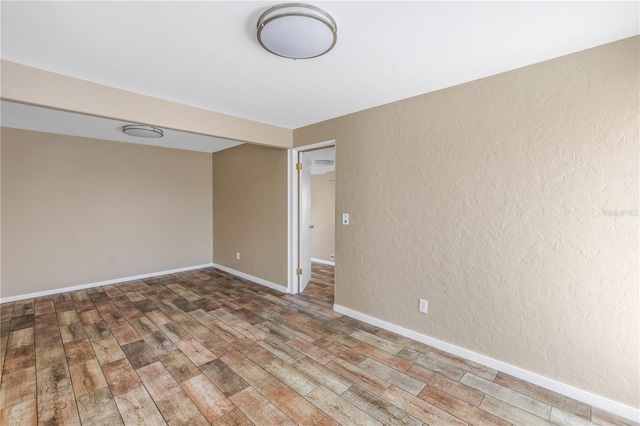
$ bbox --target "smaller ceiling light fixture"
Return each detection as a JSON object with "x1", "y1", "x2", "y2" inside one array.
[
  {"x1": 122, "y1": 124, "x2": 164, "y2": 138},
  {"x1": 257, "y1": 3, "x2": 337, "y2": 59}
]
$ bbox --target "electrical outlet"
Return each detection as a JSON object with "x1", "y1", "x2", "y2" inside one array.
[
  {"x1": 236, "y1": 252, "x2": 240, "y2": 260},
  {"x1": 419, "y1": 299, "x2": 428, "y2": 313}
]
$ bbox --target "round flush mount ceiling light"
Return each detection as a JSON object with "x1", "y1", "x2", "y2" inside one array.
[
  {"x1": 122, "y1": 125, "x2": 164, "y2": 138},
  {"x1": 257, "y1": 3, "x2": 337, "y2": 59}
]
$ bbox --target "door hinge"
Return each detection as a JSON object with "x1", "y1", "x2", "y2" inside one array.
[
  {"x1": 296, "y1": 268, "x2": 302, "y2": 275},
  {"x1": 296, "y1": 162, "x2": 303, "y2": 171}
]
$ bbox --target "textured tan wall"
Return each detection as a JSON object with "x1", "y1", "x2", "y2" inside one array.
[
  {"x1": 1, "y1": 128, "x2": 213, "y2": 298},
  {"x1": 311, "y1": 172, "x2": 335, "y2": 262},
  {"x1": 294, "y1": 37, "x2": 639, "y2": 407},
  {"x1": 212, "y1": 144, "x2": 288, "y2": 286},
  {"x1": 0, "y1": 60, "x2": 292, "y2": 148}
]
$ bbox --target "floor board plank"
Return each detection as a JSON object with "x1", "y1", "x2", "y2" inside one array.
[{"x1": 0, "y1": 263, "x2": 635, "y2": 426}]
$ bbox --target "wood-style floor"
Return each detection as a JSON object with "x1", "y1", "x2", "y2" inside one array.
[{"x1": 0, "y1": 263, "x2": 636, "y2": 425}]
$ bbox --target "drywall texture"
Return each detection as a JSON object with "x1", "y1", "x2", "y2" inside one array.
[
  {"x1": 0, "y1": 60, "x2": 292, "y2": 148},
  {"x1": 311, "y1": 172, "x2": 336, "y2": 262},
  {"x1": 1, "y1": 128, "x2": 213, "y2": 298},
  {"x1": 212, "y1": 144, "x2": 288, "y2": 286},
  {"x1": 294, "y1": 37, "x2": 639, "y2": 407}
]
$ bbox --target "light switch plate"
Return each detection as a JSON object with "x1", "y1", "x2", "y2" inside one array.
[{"x1": 342, "y1": 213, "x2": 349, "y2": 225}]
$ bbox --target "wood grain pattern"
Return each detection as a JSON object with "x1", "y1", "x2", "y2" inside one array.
[
  {"x1": 200, "y1": 358, "x2": 250, "y2": 397},
  {"x1": 180, "y1": 374, "x2": 235, "y2": 421},
  {"x1": 64, "y1": 338, "x2": 96, "y2": 366},
  {"x1": 380, "y1": 385, "x2": 467, "y2": 426},
  {"x1": 306, "y1": 386, "x2": 383, "y2": 426},
  {"x1": 0, "y1": 263, "x2": 633, "y2": 426},
  {"x1": 68, "y1": 358, "x2": 108, "y2": 398},
  {"x1": 327, "y1": 357, "x2": 390, "y2": 396},
  {"x1": 286, "y1": 337, "x2": 336, "y2": 364},
  {"x1": 37, "y1": 391, "x2": 81, "y2": 425},
  {"x1": 293, "y1": 357, "x2": 353, "y2": 395},
  {"x1": 0, "y1": 398, "x2": 37, "y2": 425},
  {"x1": 269, "y1": 386, "x2": 339, "y2": 426},
  {"x1": 353, "y1": 342, "x2": 413, "y2": 372},
  {"x1": 121, "y1": 340, "x2": 157, "y2": 369},
  {"x1": 102, "y1": 358, "x2": 142, "y2": 396},
  {"x1": 155, "y1": 391, "x2": 210, "y2": 426},
  {"x1": 76, "y1": 387, "x2": 124, "y2": 425},
  {"x1": 175, "y1": 337, "x2": 216, "y2": 365},
  {"x1": 230, "y1": 387, "x2": 296, "y2": 426},
  {"x1": 114, "y1": 386, "x2": 167, "y2": 426},
  {"x1": 136, "y1": 361, "x2": 182, "y2": 401},
  {"x1": 419, "y1": 385, "x2": 510, "y2": 426},
  {"x1": 480, "y1": 394, "x2": 554, "y2": 426},
  {"x1": 158, "y1": 349, "x2": 202, "y2": 383},
  {"x1": 358, "y1": 357, "x2": 425, "y2": 395},
  {"x1": 341, "y1": 385, "x2": 422, "y2": 426},
  {"x1": 494, "y1": 371, "x2": 591, "y2": 420},
  {"x1": 461, "y1": 372, "x2": 552, "y2": 419},
  {"x1": 398, "y1": 347, "x2": 466, "y2": 381},
  {"x1": 263, "y1": 358, "x2": 320, "y2": 396},
  {"x1": 0, "y1": 366, "x2": 36, "y2": 409},
  {"x1": 142, "y1": 330, "x2": 178, "y2": 356},
  {"x1": 209, "y1": 408, "x2": 255, "y2": 426},
  {"x1": 407, "y1": 363, "x2": 485, "y2": 406},
  {"x1": 37, "y1": 363, "x2": 73, "y2": 402},
  {"x1": 229, "y1": 358, "x2": 284, "y2": 396}
]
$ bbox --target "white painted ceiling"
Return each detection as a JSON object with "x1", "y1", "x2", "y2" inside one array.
[
  {"x1": 1, "y1": 1, "x2": 637, "y2": 131},
  {"x1": 0, "y1": 101, "x2": 243, "y2": 153}
]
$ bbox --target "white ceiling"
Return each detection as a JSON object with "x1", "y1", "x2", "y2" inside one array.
[
  {"x1": 0, "y1": 101, "x2": 243, "y2": 153},
  {"x1": 1, "y1": 1, "x2": 637, "y2": 130}
]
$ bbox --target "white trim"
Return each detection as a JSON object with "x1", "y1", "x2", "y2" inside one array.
[
  {"x1": 211, "y1": 263, "x2": 288, "y2": 293},
  {"x1": 288, "y1": 139, "x2": 336, "y2": 295},
  {"x1": 0, "y1": 263, "x2": 215, "y2": 303},
  {"x1": 311, "y1": 257, "x2": 335, "y2": 266},
  {"x1": 287, "y1": 148, "x2": 297, "y2": 294},
  {"x1": 333, "y1": 304, "x2": 640, "y2": 423}
]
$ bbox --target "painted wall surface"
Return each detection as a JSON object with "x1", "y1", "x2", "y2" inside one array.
[
  {"x1": 212, "y1": 144, "x2": 288, "y2": 286},
  {"x1": 0, "y1": 60, "x2": 292, "y2": 148},
  {"x1": 1, "y1": 128, "x2": 213, "y2": 298},
  {"x1": 311, "y1": 172, "x2": 335, "y2": 262},
  {"x1": 294, "y1": 37, "x2": 639, "y2": 407}
]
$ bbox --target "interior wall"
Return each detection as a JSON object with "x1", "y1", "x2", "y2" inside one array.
[
  {"x1": 1, "y1": 128, "x2": 213, "y2": 298},
  {"x1": 311, "y1": 171, "x2": 335, "y2": 262},
  {"x1": 1, "y1": 60, "x2": 292, "y2": 148},
  {"x1": 212, "y1": 144, "x2": 288, "y2": 287},
  {"x1": 293, "y1": 36, "x2": 639, "y2": 407}
]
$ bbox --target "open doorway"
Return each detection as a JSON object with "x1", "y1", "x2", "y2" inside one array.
[{"x1": 288, "y1": 141, "x2": 335, "y2": 303}]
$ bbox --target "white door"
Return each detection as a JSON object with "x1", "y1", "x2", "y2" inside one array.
[{"x1": 299, "y1": 152, "x2": 312, "y2": 292}]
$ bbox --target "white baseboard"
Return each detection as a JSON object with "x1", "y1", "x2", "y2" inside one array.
[
  {"x1": 0, "y1": 263, "x2": 215, "y2": 303},
  {"x1": 333, "y1": 304, "x2": 639, "y2": 423},
  {"x1": 311, "y1": 258, "x2": 335, "y2": 266},
  {"x1": 211, "y1": 263, "x2": 289, "y2": 293}
]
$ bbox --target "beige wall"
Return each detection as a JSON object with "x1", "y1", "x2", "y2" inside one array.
[
  {"x1": 1, "y1": 128, "x2": 213, "y2": 298},
  {"x1": 311, "y1": 172, "x2": 335, "y2": 262},
  {"x1": 1, "y1": 60, "x2": 292, "y2": 148},
  {"x1": 212, "y1": 144, "x2": 288, "y2": 286},
  {"x1": 294, "y1": 37, "x2": 639, "y2": 407}
]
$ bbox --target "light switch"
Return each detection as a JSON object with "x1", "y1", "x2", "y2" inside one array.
[{"x1": 342, "y1": 213, "x2": 349, "y2": 225}]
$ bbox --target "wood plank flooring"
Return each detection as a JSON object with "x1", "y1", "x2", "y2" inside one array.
[{"x1": 0, "y1": 263, "x2": 636, "y2": 425}]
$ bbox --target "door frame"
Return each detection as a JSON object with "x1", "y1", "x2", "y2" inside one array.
[{"x1": 287, "y1": 139, "x2": 336, "y2": 294}]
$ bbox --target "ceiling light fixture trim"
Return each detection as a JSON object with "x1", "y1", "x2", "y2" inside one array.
[
  {"x1": 122, "y1": 124, "x2": 164, "y2": 139},
  {"x1": 257, "y1": 3, "x2": 337, "y2": 59}
]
